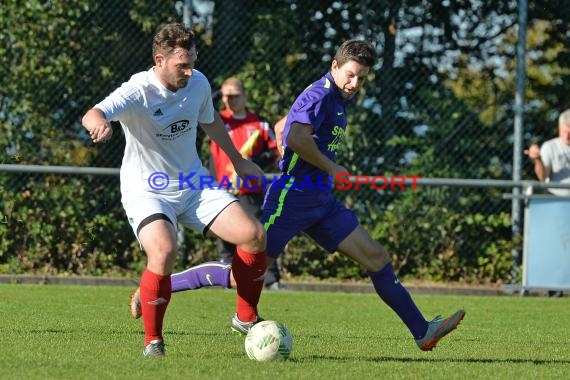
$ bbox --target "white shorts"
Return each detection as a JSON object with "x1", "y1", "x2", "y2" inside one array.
[{"x1": 122, "y1": 186, "x2": 237, "y2": 239}]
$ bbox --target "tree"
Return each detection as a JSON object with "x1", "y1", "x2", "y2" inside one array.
[{"x1": 0, "y1": 0, "x2": 160, "y2": 274}]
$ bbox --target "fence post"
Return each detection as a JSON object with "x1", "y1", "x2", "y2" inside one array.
[
  {"x1": 183, "y1": 0, "x2": 193, "y2": 27},
  {"x1": 512, "y1": 0, "x2": 528, "y2": 267}
]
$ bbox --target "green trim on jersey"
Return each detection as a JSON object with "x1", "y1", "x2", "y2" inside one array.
[
  {"x1": 263, "y1": 176, "x2": 295, "y2": 231},
  {"x1": 285, "y1": 152, "x2": 300, "y2": 175},
  {"x1": 267, "y1": 76, "x2": 331, "y2": 230}
]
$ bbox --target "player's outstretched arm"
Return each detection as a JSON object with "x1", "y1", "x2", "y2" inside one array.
[{"x1": 201, "y1": 112, "x2": 264, "y2": 179}]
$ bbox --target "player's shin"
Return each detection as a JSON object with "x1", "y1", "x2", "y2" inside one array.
[
  {"x1": 139, "y1": 269, "x2": 172, "y2": 345},
  {"x1": 368, "y1": 263, "x2": 429, "y2": 339},
  {"x1": 232, "y1": 246, "x2": 267, "y2": 322}
]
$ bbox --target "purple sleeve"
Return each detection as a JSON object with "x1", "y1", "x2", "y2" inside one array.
[{"x1": 287, "y1": 87, "x2": 330, "y2": 132}]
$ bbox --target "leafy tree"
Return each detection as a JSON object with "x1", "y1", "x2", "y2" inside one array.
[{"x1": 0, "y1": 0, "x2": 158, "y2": 273}]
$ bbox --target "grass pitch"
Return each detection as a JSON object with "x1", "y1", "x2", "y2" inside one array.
[{"x1": 0, "y1": 284, "x2": 568, "y2": 379}]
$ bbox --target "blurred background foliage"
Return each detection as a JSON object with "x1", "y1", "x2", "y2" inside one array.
[{"x1": 0, "y1": 0, "x2": 568, "y2": 283}]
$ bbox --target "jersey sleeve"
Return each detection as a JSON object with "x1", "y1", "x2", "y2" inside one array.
[
  {"x1": 94, "y1": 80, "x2": 143, "y2": 122},
  {"x1": 288, "y1": 86, "x2": 330, "y2": 133}
]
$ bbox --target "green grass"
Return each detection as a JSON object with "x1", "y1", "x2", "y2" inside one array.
[{"x1": 0, "y1": 284, "x2": 569, "y2": 380}]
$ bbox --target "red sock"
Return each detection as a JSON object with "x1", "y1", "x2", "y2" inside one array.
[
  {"x1": 139, "y1": 268, "x2": 172, "y2": 345},
  {"x1": 232, "y1": 247, "x2": 266, "y2": 322}
]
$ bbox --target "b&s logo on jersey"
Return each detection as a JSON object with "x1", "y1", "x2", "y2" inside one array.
[{"x1": 156, "y1": 119, "x2": 191, "y2": 141}]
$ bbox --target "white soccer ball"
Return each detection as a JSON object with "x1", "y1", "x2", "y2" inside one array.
[{"x1": 244, "y1": 320, "x2": 293, "y2": 361}]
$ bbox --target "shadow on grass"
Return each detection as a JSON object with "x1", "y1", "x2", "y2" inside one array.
[
  {"x1": 27, "y1": 328, "x2": 72, "y2": 334},
  {"x1": 293, "y1": 355, "x2": 570, "y2": 365},
  {"x1": 164, "y1": 330, "x2": 239, "y2": 337}
]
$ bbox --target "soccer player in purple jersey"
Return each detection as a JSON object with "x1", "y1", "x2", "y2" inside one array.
[
  {"x1": 263, "y1": 39, "x2": 464, "y2": 351},
  {"x1": 130, "y1": 39, "x2": 465, "y2": 351}
]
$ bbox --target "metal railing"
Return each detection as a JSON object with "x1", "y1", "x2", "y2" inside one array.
[{"x1": 3, "y1": 164, "x2": 570, "y2": 191}]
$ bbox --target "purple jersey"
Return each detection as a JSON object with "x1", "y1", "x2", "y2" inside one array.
[
  {"x1": 262, "y1": 71, "x2": 359, "y2": 257},
  {"x1": 279, "y1": 72, "x2": 351, "y2": 187}
]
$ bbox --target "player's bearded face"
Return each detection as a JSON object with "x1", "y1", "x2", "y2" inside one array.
[
  {"x1": 157, "y1": 47, "x2": 198, "y2": 92},
  {"x1": 331, "y1": 60, "x2": 370, "y2": 100}
]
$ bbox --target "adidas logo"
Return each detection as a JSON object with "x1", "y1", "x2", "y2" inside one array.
[
  {"x1": 147, "y1": 297, "x2": 168, "y2": 306},
  {"x1": 153, "y1": 108, "x2": 163, "y2": 116}
]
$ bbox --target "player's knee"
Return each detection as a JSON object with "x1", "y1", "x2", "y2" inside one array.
[
  {"x1": 250, "y1": 221, "x2": 267, "y2": 251},
  {"x1": 145, "y1": 246, "x2": 178, "y2": 273},
  {"x1": 376, "y1": 249, "x2": 392, "y2": 269},
  {"x1": 143, "y1": 239, "x2": 177, "y2": 259},
  {"x1": 363, "y1": 244, "x2": 392, "y2": 272},
  {"x1": 240, "y1": 220, "x2": 266, "y2": 252}
]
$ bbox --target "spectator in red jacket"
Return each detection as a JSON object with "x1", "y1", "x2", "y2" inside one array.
[{"x1": 210, "y1": 77, "x2": 282, "y2": 290}]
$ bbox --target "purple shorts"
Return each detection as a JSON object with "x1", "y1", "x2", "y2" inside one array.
[{"x1": 261, "y1": 182, "x2": 359, "y2": 258}]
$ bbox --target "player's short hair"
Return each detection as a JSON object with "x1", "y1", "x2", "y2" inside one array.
[
  {"x1": 334, "y1": 39, "x2": 376, "y2": 68},
  {"x1": 153, "y1": 22, "x2": 196, "y2": 58},
  {"x1": 559, "y1": 109, "x2": 570, "y2": 128}
]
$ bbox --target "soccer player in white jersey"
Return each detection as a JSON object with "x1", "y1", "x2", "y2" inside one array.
[{"x1": 82, "y1": 22, "x2": 267, "y2": 357}]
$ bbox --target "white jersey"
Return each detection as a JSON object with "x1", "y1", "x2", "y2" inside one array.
[
  {"x1": 95, "y1": 67, "x2": 215, "y2": 193},
  {"x1": 540, "y1": 137, "x2": 570, "y2": 196}
]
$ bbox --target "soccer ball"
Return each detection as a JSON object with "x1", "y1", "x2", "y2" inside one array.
[{"x1": 244, "y1": 320, "x2": 293, "y2": 361}]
